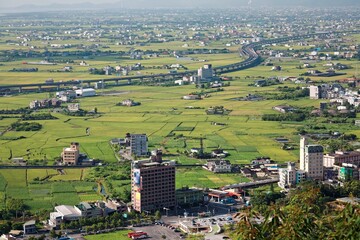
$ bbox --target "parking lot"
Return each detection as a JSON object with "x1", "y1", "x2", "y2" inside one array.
[{"x1": 133, "y1": 225, "x2": 183, "y2": 240}]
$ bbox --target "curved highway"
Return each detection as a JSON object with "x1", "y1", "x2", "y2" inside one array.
[{"x1": 0, "y1": 31, "x2": 358, "y2": 92}]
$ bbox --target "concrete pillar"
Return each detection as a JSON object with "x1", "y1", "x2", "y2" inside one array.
[
  {"x1": 87, "y1": 82, "x2": 91, "y2": 87},
  {"x1": 127, "y1": 79, "x2": 132, "y2": 85},
  {"x1": 116, "y1": 80, "x2": 119, "y2": 85},
  {"x1": 38, "y1": 86, "x2": 41, "y2": 92},
  {"x1": 18, "y1": 87, "x2": 22, "y2": 93}
]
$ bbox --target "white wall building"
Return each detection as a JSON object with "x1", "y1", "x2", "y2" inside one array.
[
  {"x1": 300, "y1": 137, "x2": 324, "y2": 180},
  {"x1": 75, "y1": 88, "x2": 96, "y2": 97},
  {"x1": 278, "y1": 162, "x2": 306, "y2": 189}
]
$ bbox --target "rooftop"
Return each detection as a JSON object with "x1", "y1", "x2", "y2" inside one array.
[
  {"x1": 55, "y1": 205, "x2": 81, "y2": 217},
  {"x1": 24, "y1": 220, "x2": 36, "y2": 226}
]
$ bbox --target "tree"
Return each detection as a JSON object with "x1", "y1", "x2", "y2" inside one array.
[
  {"x1": 50, "y1": 229, "x2": 57, "y2": 239},
  {"x1": 6, "y1": 198, "x2": 25, "y2": 218},
  {"x1": 155, "y1": 210, "x2": 162, "y2": 220}
]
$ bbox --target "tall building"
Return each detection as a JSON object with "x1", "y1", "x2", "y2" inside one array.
[
  {"x1": 299, "y1": 137, "x2": 324, "y2": 180},
  {"x1": 127, "y1": 134, "x2": 148, "y2": 156},
  {"x1": 278, "y1": 162, "x2": 306, "y2": 189},
  {"x1": 61, "y1": 142, "x2": 80, "y2": 165},
  {"x1": 197, "y1": 64, "x2": 213, "y2": 82},
  {"x1": 131, "y1": 150, "x2": 176, "y2": 212}
]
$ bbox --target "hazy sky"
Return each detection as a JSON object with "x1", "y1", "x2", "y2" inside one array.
[{"x1": 1, "y1": 0, "x2": 359, "y2": 8}]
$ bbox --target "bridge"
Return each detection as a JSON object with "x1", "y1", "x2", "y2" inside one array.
[
  {"x1": 221, "y1": 178, "x2": 279, "y2": 190},
  {"x1": 0, "y1": 30, "x2": 358, "y2": 94}
]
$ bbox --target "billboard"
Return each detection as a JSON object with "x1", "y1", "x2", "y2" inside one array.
[{"x1": 133, "y1": 169, "x2": 141, "y2": 186}]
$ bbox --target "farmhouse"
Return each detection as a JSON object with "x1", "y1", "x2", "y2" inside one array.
[
  {"x1": 67, "y1": 103, "x2": 80, "y2": 112},
  {"x1": 205, "y1": 160, "x2": 232, "y2": 173},
  {"x1": 251, "y1": 157, "x2": 273, "y2": 166},
  {"x1": 183, "y1": 95, "x2": 201, "y2": 100},
  {"x1": 121, "y1": 99, "x2": 141, "y2": 107},
  {"x1": 272, "y1": 105, "x2": 295, "y2": 113}
]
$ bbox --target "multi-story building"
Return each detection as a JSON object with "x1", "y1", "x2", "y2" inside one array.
[
  {"x1": 336, "y1": 163, "x2": 359, "y2": 182},
  {"x1": 323, "y1": 151, "x2": 360, "y2": 168},
  {"x1": 300, "y1": 137, "x2": 324, "y2": 180},
  {"x1": 131, "y1": 153, "x2": 176, "y2": 212},
  {"x1": 198, "y1": 64, "x2": 213, "y2": 82},
  {"x1": 309, "y1": 85, "x2": 322, "y2": 99},
  {"x1": 278, "y1": 162, "x2": 306, "y2": 189},
  {"x1": 128, "y1": 134, "x2": 148, "y2": 156},
  {"x1": 61, "y1": 142, "x2": 80, "y2": 165}
]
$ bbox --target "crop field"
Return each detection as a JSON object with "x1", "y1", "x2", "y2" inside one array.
[
  {"x1": 0, "y1": 64, "x2": 337, "y2": 165},
  {"x1": 176, "y1": 167, "x2": 250, "y2": 189},
  {"x1": 1, "y1": 27, "x2": 360, "y2": 213},
  {"x1": 0, "y1": 169, "x2": 102, "y2": 212}
]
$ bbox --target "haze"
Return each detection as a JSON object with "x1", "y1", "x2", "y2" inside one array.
[{"x1": 1, "y1": 0, "x2": 360, "y2": 8}]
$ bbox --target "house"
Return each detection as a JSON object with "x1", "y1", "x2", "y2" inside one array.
[
  {"x1": 23, "y1": 220, "x2": 36, "y2": 235},
  {"x1": 183, "y1": 95, "x2": 201, "y2": 100},
  {"x1": 68, "y1": 103, "x2": 80, "y2": 112},
  {"x1": 241, "y1": 168, "x2": 253, "y2": 178},
  {"x1": 211, "y1": 149, "x2": 229, "y2": 158},
  {"x1": 105, "y1": 199, "x2": 128, "y2": 213},
  {"x1": 121, "y1": 99, "x2": 140, "y2": 107},
  {"x1": 271, "y1": 66, "x2": 282, "y2": 71},
  {"x1": 272, "y1": 105, "x2": 295, "y2": 113},
  {"x1": 254, "y1": 79, "x2": 267, "y2": 87},
  {"x1": 205, "y1": 160, "x2": 232, "y2": 173},
  {"x1": 251, "y1": 157, "x2": 273, "y2": 166}
]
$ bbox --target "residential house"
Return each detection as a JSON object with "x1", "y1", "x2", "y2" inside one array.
[
  {"x1": 23, "y1": 220, "x2": 36, "y2": 235},
  {"x1": 205, "y1": 160, "x2": 232, "y2": 173}
]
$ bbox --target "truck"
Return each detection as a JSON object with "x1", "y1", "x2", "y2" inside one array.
[{"x1": 128, "y1": 231, "x2": 148, "y2": 239}]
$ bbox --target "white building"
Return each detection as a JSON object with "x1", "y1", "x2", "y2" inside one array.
[
  {"x1": 300, "y1": 137, "x2": 324, "y2": 180},
  {"x1": 309, "y1": 85, "x2": 321, "y2": 99},
  {"x1": 49, "y1": 205, "x2": 81, "y2": 227},
  {"x1": 49, "y1": 202, "x2": 106, "y2": 228},
  {"x1": 278, "y1": 162, "x2": 306, "y2": 189},
  {"x1": 75, "y1": 88, "x2": 96, "y2": 97}
]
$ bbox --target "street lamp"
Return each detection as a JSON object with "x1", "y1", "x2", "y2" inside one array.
[{"x1": 163, "y1": 207, "x2": 169, "y2": 216}]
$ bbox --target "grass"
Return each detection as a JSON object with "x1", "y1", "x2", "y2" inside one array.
[{"x1": 84, "y1": 230, "x2": 131, "y2": 240}]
